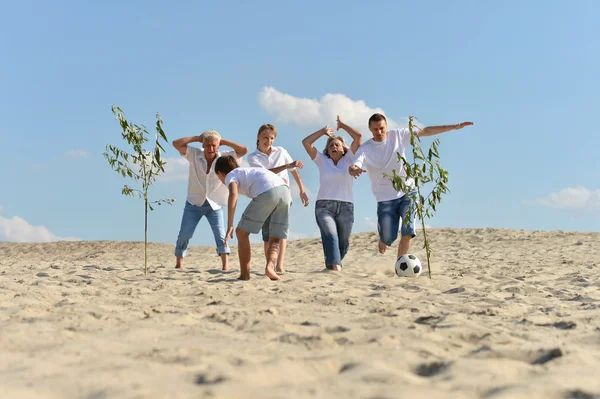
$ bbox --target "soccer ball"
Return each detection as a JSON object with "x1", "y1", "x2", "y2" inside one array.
[{"x1": 395, "y1": 254, "x2": 422, "y2": 278}]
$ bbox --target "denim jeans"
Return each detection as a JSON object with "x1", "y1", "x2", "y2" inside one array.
[
  {"x1": 315, "y1": 200, "x2": 354, "y2": 268},
  {"x1": 376, "y1": 192, "x2": 416, "y2": 246},
  {"x1": 174, "y1": 200, "x2": 231, "y2": 257}
]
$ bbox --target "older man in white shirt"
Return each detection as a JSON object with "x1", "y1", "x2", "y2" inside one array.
[{"x1": 172, "y1": 130, "x2": 248, "y2": 270}]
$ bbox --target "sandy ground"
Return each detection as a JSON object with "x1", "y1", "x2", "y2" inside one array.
[{"x1": 1, "y1": 228, "x2": 599, "y2": 399}]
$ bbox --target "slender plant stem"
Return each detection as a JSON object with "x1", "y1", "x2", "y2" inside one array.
[
  {"x1": 421, "y1": 216, "x2": 432, "y2": 279},
  {"x1": 144, "y1": 194, "x2": 148, "y2": 276}
]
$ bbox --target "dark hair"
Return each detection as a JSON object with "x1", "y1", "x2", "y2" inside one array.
[
  {"x1": 368, "y1": 113, "x2": 387, "y2": 127},
  {"x1": 214, "y1": 155, "x2": 239, "y2": 175}
]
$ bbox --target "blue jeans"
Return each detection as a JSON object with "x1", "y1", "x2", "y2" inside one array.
[
  {"x1": 174, "y1": 201, "x2": 231, "y2": 257},
  {"x1": 315, "y1": 200, "x2": 354, "y2": 269},
  {"x1": 376, "y1": 192, "x2": 416, "y2": 246}
]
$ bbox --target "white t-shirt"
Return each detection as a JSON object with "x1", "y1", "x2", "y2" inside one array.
[
  {"x1": 184, "y1": 146, "x2": 237, "y2": 209},
  {"x1": 312, "y1": 151, "x2": 355, "y2": 203},
  {"x1": 352, "y1": 128, "x2": 415, "y2": 202},
  {"x1": 225, "y1": 167, "x2": 287, "y2": 199},
  {"x1": 247, "y1": 146, "x2": 295, "y2": 183}
]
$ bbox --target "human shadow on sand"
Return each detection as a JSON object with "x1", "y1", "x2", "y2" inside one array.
[{"x1": 207, "y1": 272, "x2": 268, "y2": 283}]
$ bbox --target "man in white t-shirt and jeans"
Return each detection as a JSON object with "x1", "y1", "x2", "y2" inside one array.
[
  {"x1": 172, "y1": 130, "x2": 248, "y2": 271},
  {"x1": 349, "y1": 113, "x2": 473, "y2": 260}
]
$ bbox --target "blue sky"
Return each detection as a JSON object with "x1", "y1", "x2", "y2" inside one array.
[{"x1": 1, "y1": 0, "x2": 599, "y2": 244}]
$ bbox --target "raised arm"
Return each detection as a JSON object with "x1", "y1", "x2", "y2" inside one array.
[
  {"x1": 418, "y1": 121, "x2": 474, "y2": 137},
  {"x1": 172, "y1": 135, "x2": 202, "y2": 156},
  {"x1": 302, "y1": 125, "x2": 334, "y2": 160},
  {"x1": 219, "y1": 138, "x2": 248, "y2": 159},
  {"x1": 336, "y1": 115, "x2": 362, "y2": 154},
  {"x1": 224, "y1": 182, "x2": 239, "y2": 246}
]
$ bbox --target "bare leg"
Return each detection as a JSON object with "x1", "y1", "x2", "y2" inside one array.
[
  {"x1": 397, "y1": 235, "x2": 413, "y2": 259},
  {"x1": 265, "y1": 238, "x2": 281, "y2": 281},
  {"x1": 236, "y1": 228, "x2": 252, "y2": 280},
  {"x1": 175, "y1": 256, "x2": 183, "y2": 269},
  {"x1": 275, "y1": 239, "x2": 287, "y2": 274},
  {"x1": 220, "y1": 253, "x2": 229, "y2": 271}
]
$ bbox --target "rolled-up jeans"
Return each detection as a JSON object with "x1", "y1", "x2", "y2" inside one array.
[
  {"x1": 315, "y1": 200, "x2": 354, "y2": 269},
  {"x1": 174, "y1": 200, "x2": 230, "y2": 257},
  {"x1": 376, "y1": 192, "x2": 416, "y2": 246}
]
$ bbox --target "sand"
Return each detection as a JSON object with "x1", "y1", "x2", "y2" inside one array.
[{"x1": 1, "y1": 228, "x2": 599, "y2": 399}]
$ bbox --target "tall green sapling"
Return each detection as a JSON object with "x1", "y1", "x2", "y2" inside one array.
[{"x1": 103, "y1": 105, "x2": 174, "y2": 275}]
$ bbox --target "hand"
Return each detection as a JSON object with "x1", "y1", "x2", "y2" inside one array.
[
  {"x1": 289, "y1": 160, "x2": 304, "y2": 169},
  {"x1": 455, "y1": 122, "x2": 474, "y2": 130},
  {"x1": 322, "y1": 124, "x2": 334, "y2": 137},
  {"x1": 336, "y1": 115, "x2": 345, "y2": 131},
  {"x1": 299, "y1": 191, "x2": 309, "y2": 207},
  {"x1": 348, "y1": 164, "x2": 366, "y2": 178},
  {"x1": 224, "y1": 226, "x2": 234, "y2": 246},
  {"x1": 197, "y1": 134, "x2": 204, "y2": 142}
]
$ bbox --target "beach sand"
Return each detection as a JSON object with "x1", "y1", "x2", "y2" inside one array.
[{"x1": 1, "y1": 228, "x2": 599, "y2": 399}]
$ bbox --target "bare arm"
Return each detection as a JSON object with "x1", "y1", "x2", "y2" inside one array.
[
  {"x1": 172, "y1": 135, "x2": 202, "y2": 156},
  {"x1": 269, "y1": 160, "x2": 303, "y2": 175},
  {"x1": 336, "y1": 115, "x2": 362, "y2": 154},
  {"x1": 302, "y1": 125, "x2": 333, "y2": 160},
  {"x1": 220, "y1": 138, "x2": 248, "y2": 159},
  {"x1": 290, "y1": 168, "x2": 309, "y2": 207},
  {"x1": 348, "y1": 149, "x2": 367, "y2": 178},
  {"x1": 418, "y1": 121, "x2": 474, "y2": 137},
  {"x1": 224, "y1": 182, "x2": 239, "y2": 246}
]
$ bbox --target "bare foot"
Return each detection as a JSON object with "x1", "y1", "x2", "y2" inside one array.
[
  {"x1": 330, "y1": 265, "x2": 342, "y2": 272},
  {"x1": 265, "y1": 267, "x2": 281, "y2": 281},
  {"x1": 222, "y1": 265, "x2": 230, "y2": 271},
  {"x1": 238, "y1": 274, "x2": 250, "y2": 281},
  {"x1": 175, "y1": 264, "x2": 182, "y2": 269},
  {"x1": 378, "y1": 240, "x2": 387, "y2": 254},
  {"x1": 275, "y1": 267, "x2": 286, "y2": 275}
]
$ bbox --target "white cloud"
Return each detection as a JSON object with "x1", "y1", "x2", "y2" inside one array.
[
  {"x1": 536, "y1": 186, "x2": 600, "y2": 212},
  {"x1": 65, "y1": 149, "x2": 89, "y2": 158},
  {"x1": 363, "y1": 216, "x2": 430, "y2": 230},
  {"x1": 288, "y1": 231, "x2": 309, "y2": 241},
  {"x1": 364, "y1": 216, "x2": 377, "y2": 228},
  {"x1": 288, "y1": 230, "x2": 320, "y2": 241},
  {"x1": 0, "y1": 207, "x2": 80, "y2": 242},
  {"x1": 156, "y1": 157, "x2": 189, "y2": 182},
  {"x1": 289, "y1": 179, "x2": 311, "y2": 200},
  {"x1": 415, "y1": 220, "x2": 432, "y2": 230},
  {"x1": 257, "y1": 87, "x2": 422, "y2": 135}
]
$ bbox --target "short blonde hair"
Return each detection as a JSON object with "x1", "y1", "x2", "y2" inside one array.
[
  {"x1": 323, "y1": 136, "x2": 350, "y2": 158},
  {"x1": 201, "y1": 130, "x2": 221, "y2": 142}
]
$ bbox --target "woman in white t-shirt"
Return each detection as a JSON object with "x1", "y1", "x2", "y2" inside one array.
[
  {"x1": 247, "y1": 123, "x2": 309, "y2": 274},
  {"x1": 301, "y1": 116, "x2": 363, "y2": 271}
]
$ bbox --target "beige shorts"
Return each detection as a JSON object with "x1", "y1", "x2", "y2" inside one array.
[{"x1": 238, "y1": 185, "x2": 292, "y2": 239}]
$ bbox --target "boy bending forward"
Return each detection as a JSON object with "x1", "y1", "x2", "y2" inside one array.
[{"x1": 215, "y1": 155, "x2": 292, "y2": 281}]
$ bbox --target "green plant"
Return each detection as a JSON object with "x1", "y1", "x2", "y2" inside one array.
[
  {"x1": 104, "y1": 105, "x2": 174, "y2": 275},
  {"x1": 385, "y1": 116, "x2": 449, "y2": 279}
]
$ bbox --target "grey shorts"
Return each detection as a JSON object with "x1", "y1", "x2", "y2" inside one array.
[{"x1": 238, "y1": 185, "x2": 292, "y2": 240}]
